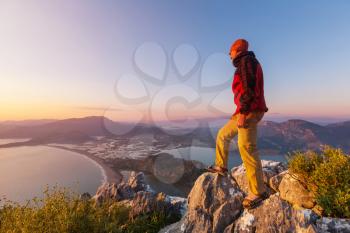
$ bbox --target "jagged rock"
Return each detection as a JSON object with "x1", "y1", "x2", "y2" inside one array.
[
  {"x1": 292, "y1": 209, "x2": 319, "y2": 233},
  {"x1": 234, "y1": 193, "x2": 318, "y2": 233},
  {"x1": 129, "y1": 191, "x2": 183, "y2": 218},
  {"x1": 93, "y1": 171, "x2": 186, "y2": 223},
  {"x1": 93, "y1": 183, "x2": 118, "y2": 204},
  {"x1": 93, "y1": 171, "x2": 148, "y2": 204},
  {"x1": 269, "y1": 170, "x2": 288, "y2": 192},
  {"x1": 278, "y1": 172, "x2": 316, "y2": 209},
  {"x1": 167, "y1": 195, "x2": 188, "y2": 216},
  {"x1": 231, "y1": 160, "x2": 287, "y2": 195},
  {"x1": 182, "y1": 172, "x2": 244, "y2": 233},
  {"x1": 93, "y1": 182, "x2": 134, "y2": 204},
  {"x1": 127, "y1": 171, "x2": 148, "y2": 192},
  {"x1": 129, "y1": 191, "x2": 164, "y2": 217},
  {"x1": 315, "y1": 217, "x2": 350, "y2": 233}
]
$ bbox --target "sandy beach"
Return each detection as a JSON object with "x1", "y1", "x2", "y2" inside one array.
[{"x1": 48, "y1": 145, "x2": 123, "y2": 184}]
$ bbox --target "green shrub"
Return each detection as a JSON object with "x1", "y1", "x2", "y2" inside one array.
[
  {"x1": 286, "y1": 149, "x2": 323, "y2": 183},
  {"x1": 0, "y1": 186, "x2": 180, "y2": 233},
  {"x1": 287, "y1": 145, "x2": 350, "y2": 218}
]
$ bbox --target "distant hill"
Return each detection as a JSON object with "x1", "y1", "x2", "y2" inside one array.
[
  {"x1": 257, "y1": 119, "x2": 337, "y2": 153},
  {"x1": 0, "y1": 116, "x2": 140, "y2": 142},
  {"x1": 0, "y1": 116, "x2": 106, "y2": 139},
  {"x1": 0, "y1": 116, "x2": 349, "y2": 154},
  {"x1": 0, "y1": 119, "x2": 56, "y2": 127},
  {"x1": 186, "y1": 118, "x2": 350, "y2": 154},
  {"x1": 325, "y1": 121, "x2": 350, "y2": 149}
]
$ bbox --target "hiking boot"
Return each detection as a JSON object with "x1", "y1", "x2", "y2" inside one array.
[
  {"x1": 242, "y1": 191, "x2": 269, "y2": 209},
  {"x1": 206, "y1": 165, "x2": 228, "y2": 176}
]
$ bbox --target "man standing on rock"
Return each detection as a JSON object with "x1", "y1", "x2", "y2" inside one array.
[{"x1": 207, "y1": 39, "x2": 269, "y2": 209}]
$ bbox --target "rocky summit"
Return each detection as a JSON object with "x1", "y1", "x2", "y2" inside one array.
[
  {"x1": 92, "y1": 171, "x2": 187, "y2": 219},
  {"x1": 159, "y1": 160, "x2": 350, "y2": 233}
]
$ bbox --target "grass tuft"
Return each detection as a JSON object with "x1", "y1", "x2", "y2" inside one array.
[{"x1": 0, "y1": 186, "x2": 180, "y2": 233}]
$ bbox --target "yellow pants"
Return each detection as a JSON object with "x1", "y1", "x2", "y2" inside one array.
[{"x1": 215, "y1": 111, "x2": 266, "y2": 195}]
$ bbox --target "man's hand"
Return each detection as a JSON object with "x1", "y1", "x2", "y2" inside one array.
[{"x1": 237, "y1": 113, "x2": 248, "y2": 128}]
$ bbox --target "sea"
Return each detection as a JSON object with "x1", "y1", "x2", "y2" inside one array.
[{"x1": 0, "y1": 142, "x2": 105, "y2": 204}]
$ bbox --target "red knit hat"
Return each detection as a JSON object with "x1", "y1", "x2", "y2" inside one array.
[{"x1": 230, "y1": 39, "x2": 249, "y2": 53}]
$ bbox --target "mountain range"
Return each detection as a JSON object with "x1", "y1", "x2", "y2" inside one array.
[{"x1": 0, "y1": 116, "x2": 349, "y2": 154}]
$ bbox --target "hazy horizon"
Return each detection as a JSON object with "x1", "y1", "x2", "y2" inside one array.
[{"x1": 1, "y1": 113, "x2": 349, "y2": 126}]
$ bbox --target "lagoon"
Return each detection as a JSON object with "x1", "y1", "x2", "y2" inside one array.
[{"x1": 0, "y1": 146, "x2": 104, "y2": 203}]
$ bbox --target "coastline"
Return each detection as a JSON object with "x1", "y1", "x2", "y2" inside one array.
[{"x1": 47, "y1": 145, "x2": 123, "y2": 185}]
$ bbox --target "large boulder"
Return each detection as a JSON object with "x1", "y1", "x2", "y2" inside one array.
[
  {"x1": 278, "y1": 172, "x2": 316, "y2": 209},
  {"x1": 231, "y1": 160, "x2": 287, "y2": 195},
  {"x1": 182, "y1": 172, "x2": 244, "y2": 233}
]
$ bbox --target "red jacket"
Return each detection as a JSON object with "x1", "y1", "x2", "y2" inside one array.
[{"x1": 232, "y1": 51, "x2": 268, "y2": 116}]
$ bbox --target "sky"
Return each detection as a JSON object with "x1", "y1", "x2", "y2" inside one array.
[{"x1": 1, "y1": 0, "x2": 350, "y2": 122}]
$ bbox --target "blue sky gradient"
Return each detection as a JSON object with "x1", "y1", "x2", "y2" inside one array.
[{"x1": 0, "y1": 0, "x2": 349, "y2": 122}]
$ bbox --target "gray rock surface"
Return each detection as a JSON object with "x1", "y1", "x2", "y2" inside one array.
[
  {"x1": 129, "y1": 191, "x2": 184, "y2": 218},
  {"x1": 93, "y1": 171, "x2": 186, "y2": 220},
  {"x1": 93, "y1": 171, "x2": 150, "y2": 204},
  {"x1": 183, "y1": 172, "x2": 244, "y2": 233},
  {"x1": 269, "y1": 170, "x2": 288, "y2": 192},
  {"x1": 315, "y1": 217, "x2": 350, "y2": 233},
  {"x1": 234, "y1": 193, "x2": 318, "y2": 233},
  {"x1": 231, "y1": 160, "x2": 287, "y2": 195},
  {"x1": 159, "y1": 160, "x2": 350, "y2": 233},
  {"x1": 278, "y1": 172, "x2": 316, "y2": 209},
  {"x1": 93, "y1": 182, "x2": 134, "y2": 204}
]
